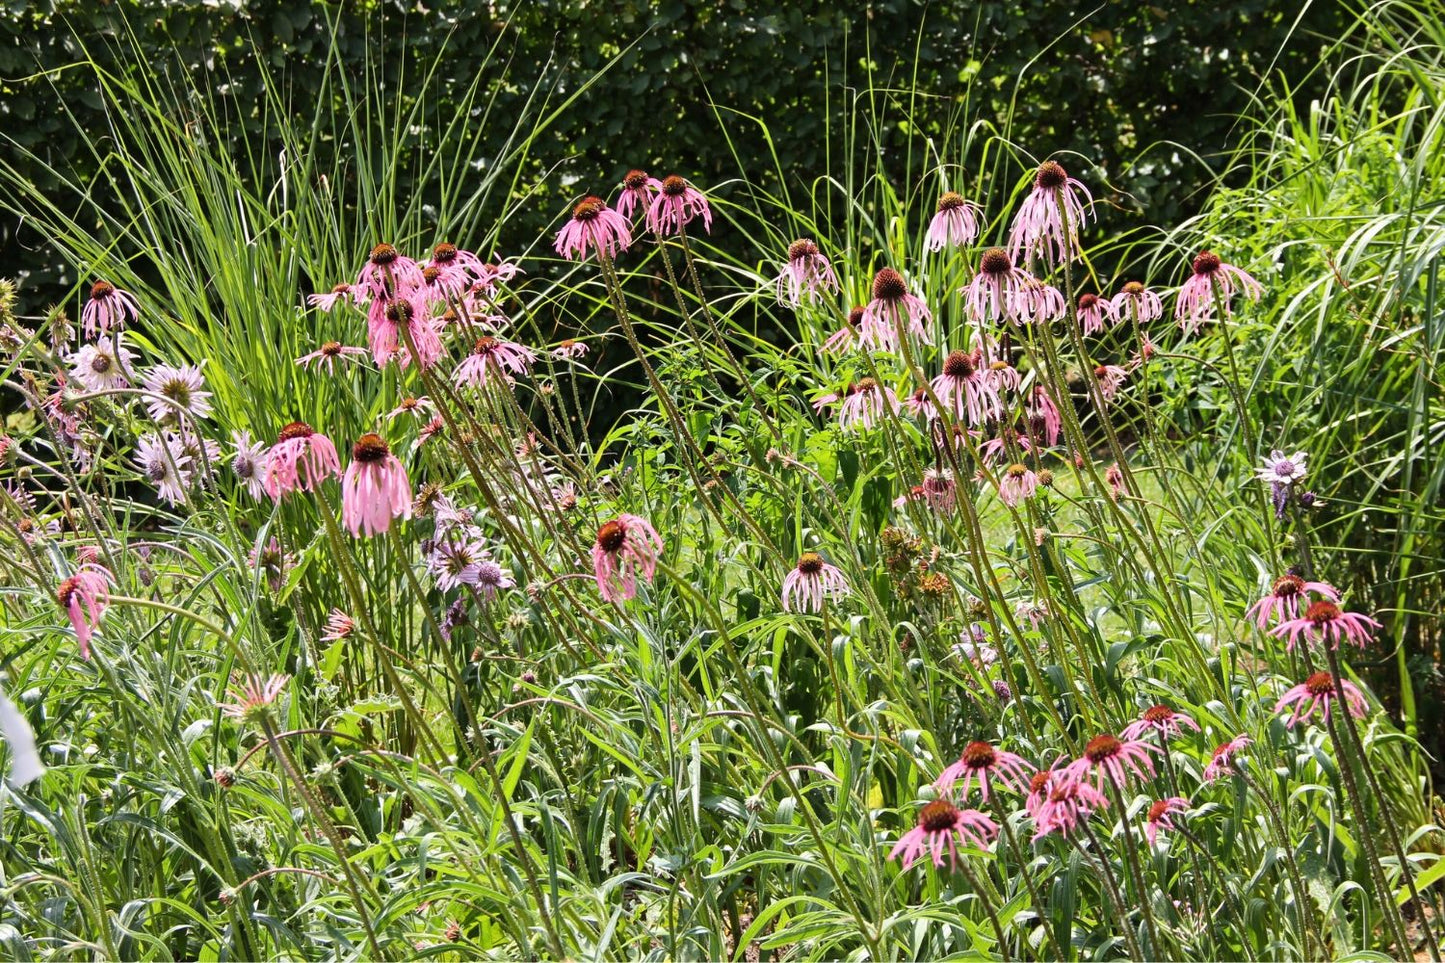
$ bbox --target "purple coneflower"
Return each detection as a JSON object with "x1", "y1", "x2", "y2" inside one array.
[
  {"x1": 417, "y1": 415, "x2": 445, "y2": 449},
  {"x1": 555, "y1": 196, "x2": 633, "y2": 262},
  {"x1": 591, "y1": 515, "x2": 663, "y2": 603},
  {"x1": 230, "y1": 430, "x2": 268, "y2": 500},
  {"x1": 453, "y1": 335, "x2": 536, "y2": 388},
  {"x1": 68, "y1": 339, "x2": 134, "y2": 392},
  {"x1": 1110, "y1": 281, "x2": 1162, "y2": 323},
  {"x1": 781, "y1": 552, "x2": 849, "y2": 613},
  {"x1": 264, "y1": 422, "x2": 341, "y2": 499},
  {"x1": 925, "y1": 191, "x2": 981, "y2": 251},
  {"x1": 822, "y1": 306, "x2": 863, "y2": 354},
  {"x1": 1202, "y1": 734, "x2": 1251, "y2": 783},
  {"x1": 963, "y1": 248, "x2": 1031, "y2": 324},
  {"x1": 367, "y1": 297, "x2": 443, "y2": 369},
  {"x1": 902, "y1": 386, "x2": 938, "y2": 421},
  {"x1": 646, "y1": 175, "x2": 712, "y2": 236},
  {"x1": 386, "y1": 396, "x2": 435, "y2": 421},
  {"x1": 997, "y1": 463, "x2": 1038, "y2": 507},
  {"x1": 1144, "y1": 797, "x2": 1190, "y2": 847},
  {"x1": 552, "y1": 339, "x2": 589, "y2": 360},
  {"x1": 1093, "y1": 363, "x2": 1128, "y2": 402},
  {"x1": 1012, "y1": 278, "x2": 1068, "y2": 324},
  {"x1": 889, "y1": 799, "x2": 998, "y2": 870},
  {"x1": 615, "y1": 169, "x2": 662, "y2": 219},
  {"x1": 142, "y1": 363, "x2": 213, "y2": 422},
  {"x1": 356, "y1": 243, "x2": 425, "y2": 300},
  {"x1": 1065, "y1": 733, "x2": 1158, "y2": 790},
  {"x1": 82, "y1": 280, "x2": 141, "y2": 339},
  {"x1": 1008, "y1": 160, "x2": 1092, "y2": 265},
  {"x1": 1076, "y1": 293, "x2": 1117, "y2": 335},
  {"x1": 931, "y1": 349, "x2": 1002, "y2": 425},
  {"x1": 979, "y1": 429, "x2": 1030, "y2": 467},
  {"x1": 836, "y1": 378, "x2": 900, "y2": 430},
  {"x1": 988, "y1": 358, "x2": 1021, "y2": 393},
  {"x1": 775, "y1": 239, "x2": 840, "y2": 307},
  {"x1": 135, "y1": 432, "x2": 193, "y2": 505},
  {"x1": 308, "y1": 282, "x2": 364, "y2": 312},
  {"x1": 936, "y1": 741, "x2": 1034, "y2": 801},
  {"x1": 56, "y1": 563, "x2": 112, "y2": 659},
  {"x1": 1121, "y1": 703, "x2": 1201, "y2": 742},
  {"x1": 250, "y1": 536, "x2": 294, "y2": 593},
  {"x1": 1026, "y1": 388, "x2": 1062, "y2": 446},
  {"x1": 1247, "y1": 573, "x2": 1339, "y2": 629},
  {"x1": 321, "y1": 609, "x2": 356, "y2": 642},
  {"x1": 1273, "y1": 599, "x2": 1380, "y2": 651},
  {"x1": 1029, "y1": 769, "x2": 1109, "y2": 840},
  {"x1": 296, "y1": 341, "x2": 368, "y2": 373},
  {"x1": 341, "y1": 434, "x2": 412, "y2": 537},
  {"x1": 920, "y1": 468, "x2": 956, "y2": 513},
  {"x1": 859, "y1": 268, "x2": 933, "y2": 350},
  {"x1": 1105, "y1": 463, "x2": 1125, "y2": 499},
  {"x1": 220, "y1": 673, "x2": 289, "y2": 723},
  {"x1": 1174, "y1": 250, "x2": 1262, "y2": 334},
  {"x1": 1276, "y1": 671, "x2": 1368, "y2": 727}
]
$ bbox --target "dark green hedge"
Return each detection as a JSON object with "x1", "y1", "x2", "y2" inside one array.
[{"x1": 1, "y1": 0, "x2": 1347, "y2": 307}]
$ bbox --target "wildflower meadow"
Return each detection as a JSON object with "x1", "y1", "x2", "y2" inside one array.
[{"x1": 1, "y1": 2, "x2": 1443, "y2": 960}]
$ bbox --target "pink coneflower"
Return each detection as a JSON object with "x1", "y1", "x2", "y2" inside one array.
[
  {"x1": 1065, "y1": 733, "x2": 1158, "y2": 790},
  {"x1": 1144, "y1": 797, "x2": 1190, "y2": 847},
  {"x1": 426, "y1": 241, "x2": 483, "y2": 282},
  {"x1": 1076, "y1": 293, "x2": 1117, "y2": 335},
  {"x1": 931, "y1": 349, "x2": 1002, "y2": 425},
  {"x1": 307, "y1": 282, "x2": 365, "y2": 312},
  {"x1": 1121, "y1": 704, "x2": 1202, "y2": 742},
  {"x1": 988, "y1": 358, "x2": 1021, "y2": 393},
  {"x1": 902, "y1": 386, "x2": 938, "y2": 421},
  {"x1": 469, "y1": 260, "x2": 524, "y2": 301},
  {"x1": 1203, "y1": 734, "x2": 1252, "y2": 782},
  {"x1": 1174, "y1": 250, "x2": 1262, "y2": 334},
  {"x1": 296, "y1": 341, "x2": 368, "y2": 373},
  {"x1": 1110, "y1": 281, "x2": 1162, "y2": 323},
  {"x1": 997, "y1": 463, "x2": 1038, "y2": 507},
  {"x1": 417, "y1": 415, "x2": 446, "y2": 449},
  {"x1": 964, "y1": 248, "x2": 1032, "y2": 324},
  {"x1": 1247, "y1": 573, "x2": 1340, "y2": 629},
  {"x1": 367, "y1": 297, "x2": 443, "y2": 369},
  {"x1": 1128, "y1": 331, "x2": 1158, "y2": 370},
  {"x1": 1012, "y1": 278, "x2": 1068, "y2": 324},
  {"x1": 781, "y1": 552, "x2": 849, "y2": 613},
  {"x1": 1008, "y1": 160, "x2": 1092, "y2": 265},
  {"x1": 220, "y1": 673, "x2": 289, "y2": 723},
  {"x1": 889, "y1": 799, "x2": 998, "y2": 870},
  {"x1": 592, "y1": 515, "x2": 663, "y2": 603},
  {"x1": 555, "y1": 195, "x2": 633, "y2": 262},
  {"x1": 552, "y1": 339, "x2": 589, "y2": 360},
  {"x1": 837, "y1": 378, "x2": 900, "y2": 430},
  {"x1": 341, "y1": 434, "x2": 412, "y2": 537},
  {"x1": 1105, "y1": 463, "x2": 1125, "y2": 499},
  {"x1": 473, "y1": 559, "x2": 515, "y2": 601},
  {"x1": 1093, "y1": 364, "x2": 1128, "y2": 402},
  {"x1": 264, "y1": 422, "x2": 341, "y2": 499},
  {"x1": 321, "y1": 609, "x2": 356, "y2": 642},
  {"x1": 68, "y1": 339, "x2": 134, "y2": 392},
  {"x1": 1257, "y1": 449, "x2": 1307, "y2": 487},
  {"x1": 920, "y1": 468, "x2": 957, "y2": 513},
  {"x1": 926, "y1": 191, "x2": 982, "y2": 252},
  {"x1": 1029, "y1": 768, "x2": 1109, "y2": 840},
  {"x1": 82, "y1": 280, "x2": 141, "y2": 339},
  {"x1": 859, "y1": 268, "x2": 933, "y2": 350},
  {"x1": 1026, "y1": 388, "x2": 1062, "y2": 446},
  {"x1": 386, "y1": 396, "x2": 435, "y2": 421},
  {"x1": 646, "y1": 175, "x2": 712, "y2": 236},
  {"x1": 776, "y1": 239, "x2": 840, "y2": 307},
  {"x1": 142, "y1": 364, "x2": 213, "y2": 422},
  {"x1": 979, "y1": 429, "x2": 1031, "y2": 467},
  {"x1": 1273, "y1": 599, "x2": 1381, "y2": 651},
  {"x1": 453, "y1": 335, "x2": 536, "y2": 388},
  {"x1": 936, "y1": 741, "x2": 1034, "y2": 801},
  {"x1": 426, "y1": 536, "x2": 490, "y2": 591},
  {"x1": 56, "y1": 563, "x2": 112, "y2": 659},
  {"x1": 615, "y1": 169, "x2": 662, "y2": 219},
  {"x1": 135, "y1": 432, "x2": 193, "y2": 505},
  {"x1": 356, "y1": 243, "x2": 425, "y2": 300},
  {"x1": 230, "y1": 430, "x2": 268, "y2": 500},
  {"x1": 420, "y1": 264, "x2": 469, "y2": 301},
  {"x1": 822, "y1": 306, "x2": 863, "y2": 353},
  {"x1": 1276, "y1": 671, "x2": 1369, "y2": 727}
]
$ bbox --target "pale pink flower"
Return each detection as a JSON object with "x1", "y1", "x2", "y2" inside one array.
[
  {"x1": 979, "y1": 429, "x2": 1031, "y2": 467},
  {"x1": 889, "y1": 800, "x2": 997, "y2": 870},
  {"x1": 1110, "y1": 281, "x2": 1162, "y2": 323},
  {"x1": 997, "y1": 463, "x2": 1038, "y2": 507},
  {"x1": 776, "y1": 239, "x2": 840, "y2": 307},
  {"x1": 552, "y1": 339, "x2": 589, "y2": 360},
  {"x1": 307, "y1": 283, "x2": 364, "y2": 312},
  {"x1": 470, "y1": 260, "x2": 524, "y2": 300},
  {"x1": 264, "y1": 422, "x2": 341, "y2": 499},
  {"x1": 426, "y1": 241, "x2": 484, "y2": 286},
  {"x1": 1175, "y1": 250, "x2": 1262, "y2": 334},
  {"x1": 142, "y1": 363, "x2": 213, "y2": 422},
  {"x1": 646, "y1": 175, "x2": 712, "y2": 236},
  {"x1": 230, "y1": 430, "x2": 269, "y2": 500},
  {"x1": 931, "y1": 349, "x2": 1002, "y2": 425},
  {"x1": 135, "y1": 432, "x2": 193, "y2": 505},
  {"x1": 1246, "y1": 573, "x2": 1340, "y2": 629},
  {"x1": 220, "y1": 673, "x2": 289, "y2": 722},
  {"x1": 902, "y1": 387, "x2": 938, "y2": 421},
  {"x1": 1026, "y1": 387, "x2": 1062, "y2": 446},
  {"x1": 367, "y1": 297, "x2": 443, "y2": 369},
  {"x1": 321, "y1": 609, "x2": 356, "y2": 642},
  {"x1": 68, "y1": 339, "x2": 134, "y2": 391},
  {"x1": 592, "y1": 515, "x2": 663, "y2": 603},
  {"x1": 987, "y1": 359, "x2": 1021, "y2": 393},
  {"x1": 1128, "y1": 331, "x2": 1158, "y2": 370},
  {"x1": 416, "y1": 415, "x2": 445, "y2": 449},
  {"x1": 1121, "y1": 704, "x2": 1201, "y2": 742},
  {"x1": 1076, "y1": 293, "x2": 1117, "y2": 335},
  {"x1": 453, "y1": 335, "x2": 536, "y2": 388},
  {"x1": 426, "y1": 536, "x2": 490, "y2": 591},
  {"x1": 356, "y1": 244, "x2": 425, "y2": 300},
  {"x1": 963, "y1": 248, "x2": 1032, "y2": 324},
  {"x1": 822, "y1": 307, "x2": 863, "y2": 353},
  {"x1": 615, "y1": 169, "x2": 662, "y2": 219},
  {"x1": 1029, "y1": 768, "x2": 1109, "y2": 840},
  {"x1": 920, "y1": 468, "x2": 956, "y2": 514},
  {"x1": 1093, "y1": 364, "x2": 1128, "y2": 402},
  {"x1": 386, "y1": 396, "x2": 435, "y2": 421},
  {"x1": 1144, "y1": 797, "x2": 1190, "y2": 847},
  {"x1": 81, "y1": 280, "x2": 141, "y2": 338},
  {"x1": 1273, "y1": 600, "x2": 1381, "y2": 651},
  {"x1": 1008, "y1": 160, "x2": 1092, "y2": 265},
  {"x1": 781, "y1": 552, "x2": 849, "y2": 613},
  {"x1": 420, "y1": 263, "x2": 469, "y2": 301},
  {"x1": 56, "y1": 563, "x2": 112, "y2": 659},
  {"x1": 1257, "y1": 449, "x2": 1307, "y2": 487},
  {"x1": 936, "y1": 742, "x2": 1034, "y2": 802},
  {"x1": 1276, "y1": 671, "x2": 1368, "y2": 727},
  {"x1": 925, "y1": 191, "x2": 981, "y2": 251},
  {"x1": 1203, "y1": 734, "x2": 1252, "y2": 783},
  {"x1": 296, "y1": 341, "x2": 368, "y2": 373},
  {"x1": 341, "y1": 434, "x2": 412, "y2": 537},
  {"x1": 836, "y1": 378, "x2": 900, "y2": 430},
  {"x1": 1065, "y1": 733, "x2": 1158, "y2": 790},
  {"x1": 858, "y1": 268, "x2": 932, "y2": 350},
  {"x1": 1105, "y1": 463, "x2": 1125, "y2": 499},
  {"x1": 555, "y1": 196, "x2": 633, "y2": 262},
  {"x1": 1011, "y1": 277, "x2": 1068, "y2": 324}
]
